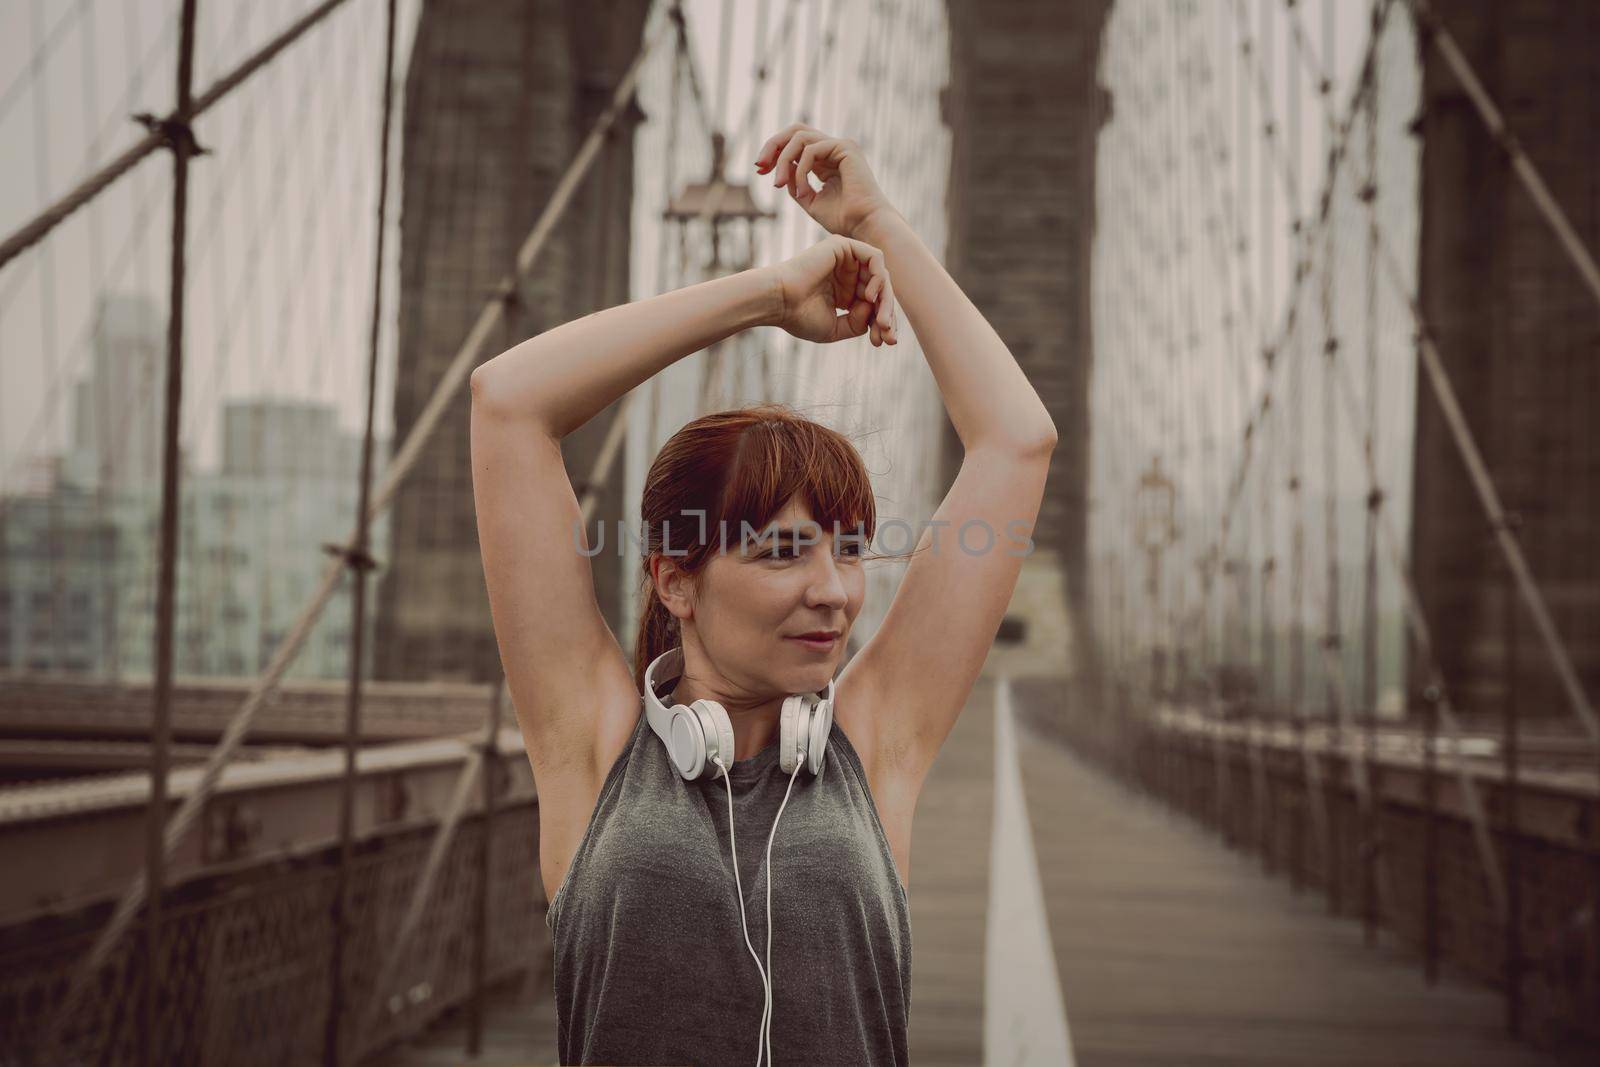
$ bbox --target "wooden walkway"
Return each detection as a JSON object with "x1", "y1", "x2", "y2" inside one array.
[
  {"x1": 380, "y1": 671, "x2": 1587, "y2": 1066},
  {"x1": 1003, "y1": 676, "x2": 1589, "y2": 1067}
]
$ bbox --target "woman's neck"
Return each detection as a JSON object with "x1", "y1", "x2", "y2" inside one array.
[{"x1": 667, "y1": 683, "x2": 784, "y2": 762}]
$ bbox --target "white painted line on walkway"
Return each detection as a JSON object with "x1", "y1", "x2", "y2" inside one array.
[{"x1": 984, "y1": 675, "x2": 1077, "y2": 1066}]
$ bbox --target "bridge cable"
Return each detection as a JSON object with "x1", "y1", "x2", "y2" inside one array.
[
  {"x1": 1231, "y1": 0, "x2": 1517, "y2": 919},
  {"x1": 1408, "y1": 0, "x2": 1600, "y2": 313},
  {"x1": 324, "y1": 0, "x2": 399, "y2": 1059},
  {"x1": 1279, "y1": 0, "x2": 1598, "y2": 745},
  {"x1": 0, "y1": 0, "x2": 359, "y2": 271},
  {"x1": 38, "y1": 12, "x2": 677, "y2": 1045}
]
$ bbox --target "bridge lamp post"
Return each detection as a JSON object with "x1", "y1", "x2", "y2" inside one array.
[
  {"x1": 1135, "y1": 457, "x2": 1179, "y2": 702},
  {"x1": 665, "y1": 132, "x2": 774, "y2": 406}
]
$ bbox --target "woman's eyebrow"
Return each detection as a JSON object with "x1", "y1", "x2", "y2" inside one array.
[
  {"x1": 752, "y1": 525, "x2": 813, "y2": 539},
  {"x1": 743, "y1": 523, "x2": 863, "y2": 546}
]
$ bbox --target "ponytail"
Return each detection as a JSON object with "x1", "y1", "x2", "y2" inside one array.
[{"x1": 632, "y1": 578, "x2": 682, "y2": 694}]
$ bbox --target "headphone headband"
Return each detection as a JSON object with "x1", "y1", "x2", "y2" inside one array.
[
  {"x1": 644, "y1": 645, "x2": 835, "y2": 705},
  {"x1": 642, "y1": 645, "x2": 834, "y2": 780}
]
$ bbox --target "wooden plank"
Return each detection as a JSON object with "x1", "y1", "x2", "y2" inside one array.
[
  {"x1": 907, "y1": 675, "x2": 996, "y2": 1065},
  {"x1": 376, "y1": 966, "x2": 558, "y2": 1066},
  {"x1": 1007, "y1": 683, "x2": 1591, "y2": 1067}
]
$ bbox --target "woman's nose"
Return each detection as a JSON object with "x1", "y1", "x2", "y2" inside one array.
[{"x1": 804, "y1": 550, "x2": 849, "y2": 605}]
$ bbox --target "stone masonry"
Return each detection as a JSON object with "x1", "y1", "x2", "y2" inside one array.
[
  {"x1": 376, "y1": 0, "x2": 649, "y2": 682},
  {"x1": 1411, "y1": 0, "x2": 1600, "y2": 721},
  {"x1": 943, "y1": 0, "x2": 1113, "y2": 688}
]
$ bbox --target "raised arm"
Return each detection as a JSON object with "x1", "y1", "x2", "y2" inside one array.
[
  {"x1": 756, "y1": 125, "x2": 1058, "y2": 794},
  {"x1": 852, "y1": 207, "x2": 1057, "y2": 452},
  {"x1": 470, "y1": 237, "x2": 898, "y2": 790},
  {"x1": 470, "y1": 268, "x2": 781, "y2": 788},
  {"x1": 471, "y1": 268, "x2": 781, "y2": 439}
]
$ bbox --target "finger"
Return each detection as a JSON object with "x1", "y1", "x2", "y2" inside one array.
[
  {"x1": 840, "y1": 295, "x2": 873, "y2": 342},
  {"x1": 844, "y1": 238, "x2": 885, "y2": 276},
  {"x1": 754, "y1": 123, "x2": 817, "y2": 171},
  {"x1": 855, "y1": 244, "x2": 888, "y2": 315},
  {"x1": 773, "y1": 130, "x2": 822, "y2": 193},
  {"x1": 875, "y1": 268, "x2": 893, "y2": 335},
  {"x1": 854, "y1": 281, "x2": 880, "y2": 345},
  {"x1": 794, "y1": 138, "x2": 841, "y2": 204},
  {"x1": 777, "y1": 131, "x2": 825, "y2": 194},
  {"x1": 833, "y1": 239, "x2": 863, "y2": 306},
  {"x1": 880, "y1": 276, "x2": 898, "y2": 343}
]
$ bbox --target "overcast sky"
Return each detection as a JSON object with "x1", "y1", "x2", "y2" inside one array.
[{"x1": 0, "y1": 0, "x2": 1379, "y2": 490}]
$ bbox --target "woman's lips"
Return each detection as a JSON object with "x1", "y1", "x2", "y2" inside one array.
[{"x1": 787, "y1": 634, "x2": 837, "y2": 651}]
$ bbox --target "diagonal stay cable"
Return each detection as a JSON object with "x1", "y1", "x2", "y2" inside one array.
[
  {"x1": 1278, "y1": 0, "x2": 1597, "y2": 745},
  {"x1": 1208, "y1": 0, "x2": 1369, "y2": 636},
  {"x1": 1192, "y1": 0, "x2": 1400, "y2": 601},
  {"x1": 38, "y1": 14, "x2": 674, "y2": 1048},
  {"x1": 1323, "y1": 287, "x2": 1509, "y2": 918},
  {"x1": 1171, "y1": 0, "x2": 1386, "y2": 864},
  {"x1": 1230, "y1": 0, "x2": 1510, "y2": 918},
  {"x1": 0, "y1": 0, "x2": 355, "y2": 271},
  {"x1": 1407, "y1": 0, "x2": 1600, "y2": 314}
]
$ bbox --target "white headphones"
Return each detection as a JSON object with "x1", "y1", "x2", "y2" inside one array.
[
  {"x1": 641, "y1": 645, "x2": 836, "y2": 1066},
  {"x1": 643, "y1": 644, "x2": 834, "y2": 782}
]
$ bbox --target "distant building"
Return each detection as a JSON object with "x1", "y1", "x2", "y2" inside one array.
[
  {"x1": 0, "y1": 488, "x2": 119, "y2": 674},
  {"x1": 62, "y1": 294, "x2": 171, "y2": 495},
  {"x1": 211, "y1": 397, "x2": 392, "y2": 680},
  {"x1": 1, "y1": 387, "x2": 388, "y2": 682}
]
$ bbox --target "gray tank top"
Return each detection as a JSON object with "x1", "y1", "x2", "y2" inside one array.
[{"x1": 547, "y1": 700, "x2": 913, "y2": 1065}]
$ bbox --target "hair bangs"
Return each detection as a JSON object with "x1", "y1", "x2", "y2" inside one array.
[{"x1": 714, "y1": 410, "x2": 877, "y2": 552}]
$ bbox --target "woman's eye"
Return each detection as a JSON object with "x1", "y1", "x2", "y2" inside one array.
[{"x1": 758, "y1": 538, "x2": 862, "y2": 559}]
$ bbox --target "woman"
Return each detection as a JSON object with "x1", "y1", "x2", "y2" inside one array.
[{"x1": 470, "y1": 124, "x2": 1057, "y2": 1066}]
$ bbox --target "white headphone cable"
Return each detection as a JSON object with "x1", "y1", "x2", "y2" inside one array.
[
  {"x1": 712, "y1": 755, "x2": 773, "y2": 1067},
  {"x1": 759, "y1": 749, "x2": 806, "y2": 1064}
]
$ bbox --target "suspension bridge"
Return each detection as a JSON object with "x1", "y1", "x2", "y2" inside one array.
[{"x1": 0, "y1": 0, "x2": 1597, "y2": 1063}]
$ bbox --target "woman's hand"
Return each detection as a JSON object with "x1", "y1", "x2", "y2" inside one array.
[
  {"x1": 754, "y1": 124, "x2": 895, "y2": 240},
  {"x1": 767, "y1": 235, "x2": 899, "y2": 347}
]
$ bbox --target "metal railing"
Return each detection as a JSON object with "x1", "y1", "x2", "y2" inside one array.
[{"x1": 0, "y1": 753, "x2": 542, "y2": 1067}]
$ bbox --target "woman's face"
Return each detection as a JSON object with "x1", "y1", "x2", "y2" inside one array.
[{"x1": 668, "y1": 496, "x2": 866, "y2": 697}]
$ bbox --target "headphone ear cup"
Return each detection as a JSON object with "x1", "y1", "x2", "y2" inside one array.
[
  {"x1": 778, "y1": 695, "x2": 806, "y2": 774},
  {"x1": 695, "y1": 699, "x2": 736, "y2": 777},
  {"x1": 807, "y1": 697, "x2": 832, "y2": 777},
  {"x1": 665, "y1": 706, "x2": 706, "y2": 778}
]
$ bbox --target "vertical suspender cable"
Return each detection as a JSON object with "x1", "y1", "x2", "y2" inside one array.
[
  {"x1": 1359, "y1": 11, "x2": 1381, "y2": 946},
  {"x1": 1256, "y1": 0, "x2": 1278, "y2": 874},
  {"x1": 145, "y1": 1, "x2": 200, "y2": 1063},
  {"x1": 467, "y1": 675, "x2": 508, "y2": 1054},
  {"x1": 324, "y1": 0, "x2": 398, "y2": 1062},
  {"x1": 1318, "y1": 0, "x2": 1342, "y2": 917},
  {"x1": 1285, "y1": 0, "x2": 1309, "y2": 896}
]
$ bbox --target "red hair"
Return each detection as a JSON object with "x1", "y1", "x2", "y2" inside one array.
[{"x1": 633, "y1": 402, "x2": 895, "y2": 692}]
